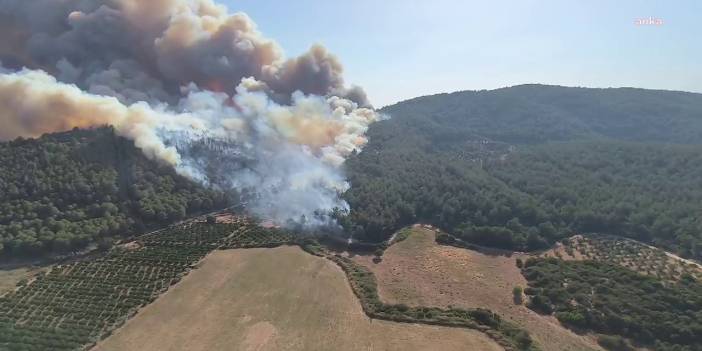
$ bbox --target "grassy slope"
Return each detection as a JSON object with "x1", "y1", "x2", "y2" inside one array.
[{"x1": 352, "y1": 227, "x2": 603, "y2": 351}]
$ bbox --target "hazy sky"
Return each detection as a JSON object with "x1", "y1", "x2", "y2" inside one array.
[{"x1": 225, "y1": 0, "x2": 701, "y2": 107}]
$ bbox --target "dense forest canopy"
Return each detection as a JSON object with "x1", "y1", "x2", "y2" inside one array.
[
  {"x1": 0, "y1": 128, "x2": 228, "y2": 257},
  {"x1": 379, "y1": 85, "x2": 702, "y2": 144},
  {"x1": 342, "y1": 84, "x2": 702, "y2": 259}
]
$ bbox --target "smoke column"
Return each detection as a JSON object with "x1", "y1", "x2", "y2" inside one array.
[{"x1": 0, "y1": 0, "x2": 383, "y2": 227}]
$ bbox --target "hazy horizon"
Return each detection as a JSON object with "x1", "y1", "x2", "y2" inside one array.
[
  {"x1": 377, "y1": 83, "x2": 702, "y2": 108},
  {"x1": 227, "y1": 0, "x2": 702, "y2": 107}
]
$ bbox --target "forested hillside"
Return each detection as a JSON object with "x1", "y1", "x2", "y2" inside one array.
[
  {"x1": 377, "y1": 85, "x2": 702, "y2": 145},
  {"x1": 522, "y1": 257, "x2": 702, "y2": 351},
  {"x1": 0, "y1": 128, "x2": 228, "y2": 257},
  {"x1": 343, "y1": 85, "x2": 702, "y2": 259}
]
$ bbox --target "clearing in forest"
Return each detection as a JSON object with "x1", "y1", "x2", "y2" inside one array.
[
  {"x1": 352, "y1": 226, "x2": 604, "y2": 351},
  {"x1": 93, "y1": 246, "x2": 503, "y2": 351},
  {"x1": 0, "y1": 266, "x2": 47, "y2": 295},
  {"x1": 542, "y1": 235, "x2": 702, "y2": 283}
]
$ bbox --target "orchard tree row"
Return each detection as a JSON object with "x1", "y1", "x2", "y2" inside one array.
[{"x1": 0, "y1": 221, "x2": 244, "y2": 351}]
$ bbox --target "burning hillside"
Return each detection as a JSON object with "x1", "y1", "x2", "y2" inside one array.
[{"x1": 0, "y1": 0, "x2": 383, "y2": 228}]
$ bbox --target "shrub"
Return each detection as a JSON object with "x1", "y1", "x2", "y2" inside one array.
[
  {"x1": 97, "y1": 238, "x2": 113, "y2": 252},
  {"x1": 527, "y1": 294, "x2": 553, "y2": 314},
  {"x1": 597, "y1": 335, "x2": 634, "y2": 351},
  {"x1": 435, "y1": 232, "x2": 455, "y2": 244},
  {"x1": 514, "y1": 330, "x2": 533, "y2": 349},
  {"x1": 512, "y1": 286, "x2": 523, "y2": 304},
  {"x1": 469, "y1": 308, "x2": 500, "y2": 327},
  {"x1": 556, "y1": 311, "x2": 587, "y2": 328}
]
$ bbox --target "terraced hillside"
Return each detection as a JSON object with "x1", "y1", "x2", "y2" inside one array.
[
  {"x1": 0, "y1": 219, "x2": 244, "y2": 350},
  {"x1": 0, "y1": 216, "x2": 537, "y2": 351}
]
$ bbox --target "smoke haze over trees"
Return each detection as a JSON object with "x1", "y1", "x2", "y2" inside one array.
[
  {"x1": 0, "y1": 128, "x2": 227, "y2": 256},
  {"x1": 0, "y1": 0, "x2": 382, "y2": 229}
]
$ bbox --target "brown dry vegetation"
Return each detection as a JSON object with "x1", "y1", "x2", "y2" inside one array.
[
  {"x1": 94, "y1": 246, "x2": 503, "y2": 351},
  {"x1": 352, "y1": 227, "x2": 603, "y2": 351}
]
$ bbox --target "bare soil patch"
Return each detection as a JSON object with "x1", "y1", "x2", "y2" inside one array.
[
  {"x1": 352, "y1": 227, "x2": 603, "y2": 351},
  {"x1": 0, "y1": 266, "x2": 47, "y2": 296},
  {"x1": 242, "y1": 321, "x2": 277, "y2": 351},
  {"x1": 94, "y1": 246, "x2": 502, "y2": 351}
]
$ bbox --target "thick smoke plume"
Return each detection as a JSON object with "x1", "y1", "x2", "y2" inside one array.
[{"x1": 0, "y1": 0, "x2": 382, "y2": 227}]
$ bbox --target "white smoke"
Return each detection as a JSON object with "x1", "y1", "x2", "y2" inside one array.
[
  {"x1": 0, "y1": 0, "x2": 384, "y2": 227},
  {"x1": 0, "y1": 67, "x2": 382, "y2": 227},
  {"x1": 167, "y1": 78, "x2": 382, "y2": 226},
  {"x1": 0, "y1": 68, "x2": 195, "y2": 164}
]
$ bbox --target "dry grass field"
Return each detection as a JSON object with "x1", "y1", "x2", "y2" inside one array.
[
  {"x1": 93, "y1": 246, "x2": 502, "y2": 351},
  {"x1": 0, "y1": 266, "x2": 46, "y2": 295},
  {"x1": 352, "y1": 227, "x2": 603, "y2": 351}
]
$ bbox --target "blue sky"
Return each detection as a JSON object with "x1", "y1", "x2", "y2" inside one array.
[{"x1": 224, "y1": 0, "x2": 701, "y2": 107}]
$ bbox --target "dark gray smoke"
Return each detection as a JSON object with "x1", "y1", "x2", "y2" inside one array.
[
  {"x1": 0, "y1": 0, "x2": 383, "y2": 227},
  {"x1": 0, "y1": 0, "x2": 370, "y2": 106}
]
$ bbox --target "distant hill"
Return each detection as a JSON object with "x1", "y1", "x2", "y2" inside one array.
[
  {"x1": 0, "y1": 127, "x2": 228, "y2": 258},
  {"x1": 343, "y1": 85, "x2": 702, "y2": 260},
  {"x1": 379, "y1": 84, "x2": 702, "y2": 145}
]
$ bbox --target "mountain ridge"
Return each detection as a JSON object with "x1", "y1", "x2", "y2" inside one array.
[
  {"x1": 377, "y1": 83, "x2": 702, "y2": 145},
  {"x1": 344, "y1": 84, "x2": 702, "y2": 260}
]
